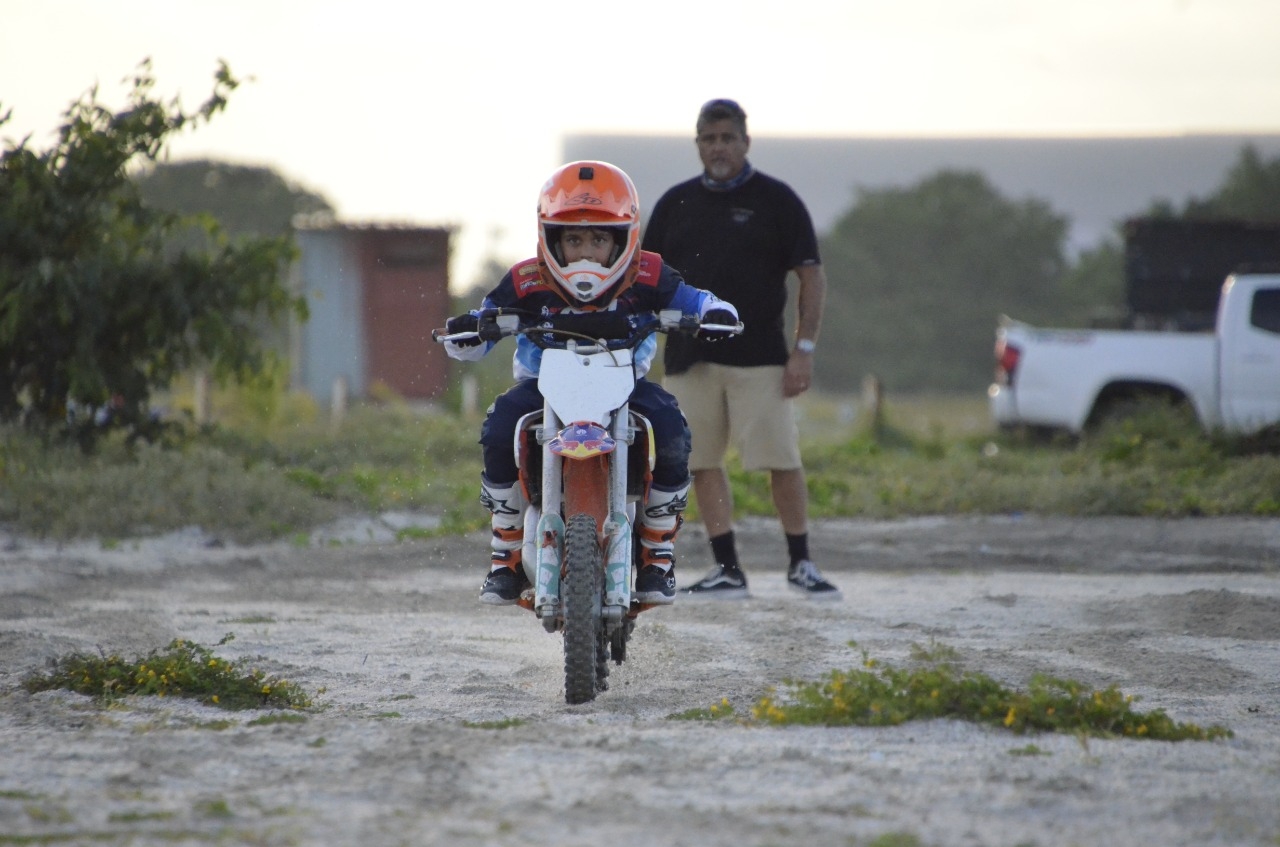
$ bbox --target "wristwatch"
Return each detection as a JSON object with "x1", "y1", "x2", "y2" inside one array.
[{"x1": 795, "y1": 338, "x2": 816, "y2": 355}]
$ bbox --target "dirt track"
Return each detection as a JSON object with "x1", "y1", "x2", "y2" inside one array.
[{"x1": 2, "y1": 514, "x2": 1279, "y2": 846}]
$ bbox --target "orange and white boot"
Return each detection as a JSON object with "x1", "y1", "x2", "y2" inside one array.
[
  {"x1": 633, "y1": 482, "x2": 687, "y2": 605},
  {"x1": 478, "y1": 477, "x2": 530, "y2": 605}
]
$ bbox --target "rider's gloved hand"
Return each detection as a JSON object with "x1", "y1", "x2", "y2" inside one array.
[
  {"x1": 446, "y1": 313, "x2": 482, "y2": 347},
  {"x1": 698, "y1": 309, "x2": 738, "y2": 341}
]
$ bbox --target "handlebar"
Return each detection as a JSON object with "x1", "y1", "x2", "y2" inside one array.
[{"x1": 431, "y1": 308, "x2": 743, "y2": 350}]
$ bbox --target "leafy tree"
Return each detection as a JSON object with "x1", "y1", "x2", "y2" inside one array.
[
  {"x1": 133, "y1": 158, "x2": 335, "y2": 238},
  {"x1": 1182, "y1": 145, "x2": 1280, "y2": 222},
  {"x1": 0, "y1": 61, "x2": 306, "y2": 448},
  {"x1": 818, "y1": 171, "x2": 1069, "y2": 392},
  {"x1": 132, "y1": 160, "x2": 334, "y2": 359},
  {"x1": 1058, "y1": 238, "x2": 1126, "y2": 327},
  {"x1": 1100, "y1": 145, "x2": 1280, "y2": 326}
]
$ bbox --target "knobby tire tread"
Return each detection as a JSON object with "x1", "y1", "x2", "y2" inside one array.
[{"x1": 563, "y1": 513, "x2": 603, "y2": 704}]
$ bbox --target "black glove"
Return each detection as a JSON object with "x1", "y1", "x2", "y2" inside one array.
[
  {"x1": 445, "y1": 313, "x2": 482, "y2": 347},
  {"x1": 699, "y1": 309, "x2": 738, "y2": 342}
]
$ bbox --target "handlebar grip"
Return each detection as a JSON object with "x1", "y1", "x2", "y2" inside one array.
[{"x1": 477, "y1": 321, "x2": 505, "y2": 343}]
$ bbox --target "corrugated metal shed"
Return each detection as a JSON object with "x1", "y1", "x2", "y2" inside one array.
[{"x1": 292, "y1": 224, "x2": 453, "y2": 403}]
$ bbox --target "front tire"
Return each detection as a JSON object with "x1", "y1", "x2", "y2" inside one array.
[{"x1": 563, "y1": 513, "x2": 604, "y2": 704}]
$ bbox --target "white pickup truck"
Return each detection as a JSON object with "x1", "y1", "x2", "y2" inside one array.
[{"x1": 989, "y1": 270, "x2": 1280, "y2": 435}]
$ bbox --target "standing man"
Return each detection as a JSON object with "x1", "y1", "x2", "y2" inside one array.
[{"x1": 642, "y1": 98, "x2": 840, "y2": 599}]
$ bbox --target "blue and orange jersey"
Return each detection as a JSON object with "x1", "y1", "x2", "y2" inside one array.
[{"x1": 445, "y1": 250, "x2": 735, "y2": 381}]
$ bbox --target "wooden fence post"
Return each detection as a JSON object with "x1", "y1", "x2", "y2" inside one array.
[
  {"x1": 862, "y1": 374, "x2": 884, "y2": 433},
  {"x1": 331, "y1": 375, "x2": 348, "y2": 433},
  {"x1": 193, "y1": 371, "x2": 211, "y2": 425}
]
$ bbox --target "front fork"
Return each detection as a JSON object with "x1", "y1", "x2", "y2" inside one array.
[{"x1": 528, "y1": 405, "x2": 633, "y2": 634}]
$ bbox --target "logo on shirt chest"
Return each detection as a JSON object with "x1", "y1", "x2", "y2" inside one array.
[{"x1": 730, "y1": 207, "x2": 754, "y2": 225}]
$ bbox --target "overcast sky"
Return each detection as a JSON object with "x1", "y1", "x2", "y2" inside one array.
[{"x1": 4, "y1": 0, "x2": 1279, "y2": 288}]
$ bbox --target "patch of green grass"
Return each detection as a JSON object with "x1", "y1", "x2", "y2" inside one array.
[
  {"x1": 462, "y1": 717, "x2": 528, "y2": 730},
  {"x1": 669, "y1": 698, "x2": 737, "y2": 722},
  {"x1": 692, "y1": 393, "x2": 1280, "y2": 523},
  {"x1": 194, "y1": 797, "x2": 233, "y2": 819},
  {"x1": 0, "y1": 790, "x2": 38, "y2": 800},
  {"x1": 394, "y1": 508, "x2": 487, "y2": 543},
  {"x1": 108, "y1": 810, "x2": 176, "y2": 823},
  {"x1": 22, "y1": 634, "x2": 313, "y2": 711},
  {"x1": 4, "y1": 390, "x2": 1279, "y2": 544},
  {"x1": 866, "y1": 834, "x2": 925, "y2": 847},
  {"x1": 394, "y1": 526, "x2": 439, "y2": 542},
  {"x1": 22, "y1": 804, "x2": 72, "y2": 825},
  {"x1": 246, "y1": 712, "x2": 307, "y2": 726},
  {"x1": 0, "y1": 431, "x2": 340, "y2": 543},
  {"x1": 692, "y1": 643, "x2": 1231, "y2": 742}
]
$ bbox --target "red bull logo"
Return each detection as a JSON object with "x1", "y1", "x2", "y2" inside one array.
[{"x1": 548, "y1": 421, "x2": 616, "y2": 459}]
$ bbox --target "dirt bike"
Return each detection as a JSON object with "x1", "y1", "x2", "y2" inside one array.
[{"x1": 433, "y1": 308, "x2": 741, "y2": 704}]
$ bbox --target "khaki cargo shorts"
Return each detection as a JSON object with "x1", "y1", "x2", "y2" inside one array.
[{"x1": 664, "y1": 362, "x2": 802, "y2": 472}]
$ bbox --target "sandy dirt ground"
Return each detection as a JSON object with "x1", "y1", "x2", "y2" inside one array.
[{"x1": 2, "y1": 514, "x2": 1279, "y2": 846}]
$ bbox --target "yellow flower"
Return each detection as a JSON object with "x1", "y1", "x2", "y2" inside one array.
[
  {"x1": 1004, "y1": 707, "x2": 1017, "y2": 727},
  {"x1": 212, "y1": 695, "x2": 220, "y2": 704}
]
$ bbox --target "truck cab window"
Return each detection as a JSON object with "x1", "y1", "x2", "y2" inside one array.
[{"x1": 1250, "y1": 289, "x2": 1280, "y2": 335}]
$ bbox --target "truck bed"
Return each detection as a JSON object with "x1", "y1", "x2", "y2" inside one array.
[{"x1": 990, "y1": 321, "x2": 1218, "y2": 433}]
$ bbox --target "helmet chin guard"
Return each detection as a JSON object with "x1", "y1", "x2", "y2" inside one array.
[
  {"x1": 557, "y1": 258, "x2": 621, "y2": 302},
  {"x1": 537, "y1": 161, "x2": 641, "y2": 305}
]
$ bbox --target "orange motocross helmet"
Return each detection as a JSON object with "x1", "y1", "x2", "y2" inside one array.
[{"x1": 537, "y1": 161, "x2": 641, "y2": 305}]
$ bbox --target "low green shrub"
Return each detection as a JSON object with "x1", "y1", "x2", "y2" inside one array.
[
  {"x1": 23, "y1": 634, "x2": 313, "y2": 711},
  {"x1": 678, "y1": 643, "x2": 1231, "y2": 742}
]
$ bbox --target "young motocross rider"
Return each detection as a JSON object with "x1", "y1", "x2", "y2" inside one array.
[{"x1": 442, "y1": 161, "x2": 739, "y2": 607}]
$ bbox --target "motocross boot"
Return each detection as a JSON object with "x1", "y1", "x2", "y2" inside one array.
[
  {"x1": 634, "y1": 482, "x2": 687, "y2": 605},
  {"x1": 478, "y1": 476, "x2": 530, "y2": 605}
]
